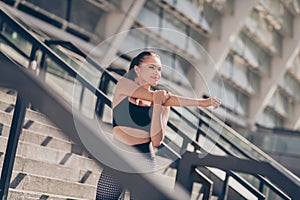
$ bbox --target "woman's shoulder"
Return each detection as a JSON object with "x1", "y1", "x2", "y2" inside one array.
[
  {"x1": 117, "y1": 77, "x2": 135, "y2": 86},
  {"x1": 115, "y1": 77, "x2": 139, "y2": 93}
]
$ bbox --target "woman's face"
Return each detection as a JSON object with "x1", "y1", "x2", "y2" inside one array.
[{"x1": 134, "y1": 55, "x2": 162, "y2": 87}]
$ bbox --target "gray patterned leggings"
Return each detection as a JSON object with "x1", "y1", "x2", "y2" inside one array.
[
  {"x1": 96, "y1": 169, "x2": 124, "y2": 200},
  {"x1": 96, "y1": 142, "x2": 155, "y2": 200}
]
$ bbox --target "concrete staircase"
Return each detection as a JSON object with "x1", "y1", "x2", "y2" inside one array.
[
  {"x1": 0, "y1": 87, "x2": 185, "y2": 200},
  {"x1": 0, "y1": 87, "x2": 102, "y2": 199}
]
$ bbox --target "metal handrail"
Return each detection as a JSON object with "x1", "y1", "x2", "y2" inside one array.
[
  {"x1": 178, "y1": 152, "x2": 299, "y2": 199},
  {"x1": 185, "y1": 107, "x2": 300, "y2": 176},
  {"x1": 183, "y1": 108, "x2": 298, "y2": 199}
]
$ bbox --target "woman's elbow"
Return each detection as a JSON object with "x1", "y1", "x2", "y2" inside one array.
[
  {"x1": 151, "y1": 140, "x2": 162, "y2": 147},
  {"x1": 151, "y1": 136, "x2": 163, "y2": 147}
]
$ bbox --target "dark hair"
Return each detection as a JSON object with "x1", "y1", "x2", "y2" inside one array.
[{"x1": 125, "y1": 51, "x2": 160, "y2": 80}]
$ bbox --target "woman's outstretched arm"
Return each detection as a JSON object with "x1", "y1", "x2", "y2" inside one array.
[{"x1": 116, "y1": 78, "x2": 221, "y2": 109}]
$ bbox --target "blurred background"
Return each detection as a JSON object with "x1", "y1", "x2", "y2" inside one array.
[{"x1": 0, "y1": 0, "x2": 299, "y2": 199}]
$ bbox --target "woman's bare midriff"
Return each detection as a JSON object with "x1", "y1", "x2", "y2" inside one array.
[{"x1": 113, "y1": 126, "x2": 151, "y2": 145}]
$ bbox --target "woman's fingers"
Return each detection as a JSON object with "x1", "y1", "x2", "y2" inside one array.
[{"x1": 211, "y1": 97, "x2": 222, "y2": 109}]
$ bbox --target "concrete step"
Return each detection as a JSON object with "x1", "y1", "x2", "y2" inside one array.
[
  {"x1": 8, "y1": 188, "x2": 91, "y2": 200},
  {"x1": 0, "y1": 87, "x2": 16, "y2": 96},
  {"x1": 190, "y1": 191, "x2": 219, "y2": 200},
  {"x1": 0, "y1": 105, "x2": 58, "y2": 130},
  {"x1": 0, "y1": 137, "x2": 102, "y2": 172},
  {"x1": 0, "y1": 111, "x2": 70, "y2": 141},
  {"x1": 0, "y1": 89, "x2": 16, "y2": 104},
  {"x1": 0, "y1": 123, "x2": 76, "y2": 153},
  {"x1": 7, "y1": 170, "x2": 96, "y2": 199},
  {"x1": 0, "y1": 90, "x2": 57, "y2": 126},
  {"x1": 0, "y1": 155, "x2": 100, "y2": 186}
]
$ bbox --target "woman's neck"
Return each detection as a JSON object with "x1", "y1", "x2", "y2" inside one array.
[{"x1": 135, "y1": 79, "x2": 151, "y2": 91}]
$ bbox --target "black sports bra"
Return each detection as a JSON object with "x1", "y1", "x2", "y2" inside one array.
[{"x1": 112, "y1": 97, "x2": 153, "y2": 133}]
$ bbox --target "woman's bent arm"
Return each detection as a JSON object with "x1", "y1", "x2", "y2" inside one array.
[{"x1": 150, "y1": 90, "x2": 170, "y2": 147}]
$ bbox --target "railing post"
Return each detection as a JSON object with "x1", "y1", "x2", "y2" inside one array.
[
  {"x1": 176, "y1": 152, "x2": 193, "y2": 194},
  {"x1": 0, "y1": 18, "x2": 3, "y2": 32},
  {"x1": 195, "y1": 117, "x2": 204, "y2": 152},
  {"x1": 96, "y1": 71, "x2": 110, "y2": 118},
  {"x1": 196, "y1": 107, "x2": 205, "y2": 143},
  {"x1": 196, "y1": 118, "x2": 204, "y2": 142},
  {"x1": 194, "y1": 169, "x2": 213, "y2": 200},
  {"x1": 28, "y1": 46, "x2": 38, "y2": 111},
  {"x1": 28, "y1": 45, "x2": 37, "y2": 71},
  {"x1": 219, "y1": 172, "x2": 230, "y2": 200},
  {"x1": 79, "y1": 86, "x2": 85, "y2": 111},
  {"x1": 175, "y1": 152, "x2": 194, "y2": 195},
  {"x1": 259, "y1": 181, "x2": 265, "y2": 200},
  {"x1": 202, "y1": 183, "x2": 213, "y2": 200},
  {"x1": 39, "y1": 52, "x2": 47, "y2": 80},
  {"x1": 0, "y1": 94, "x2": 27, "y2": 199}
]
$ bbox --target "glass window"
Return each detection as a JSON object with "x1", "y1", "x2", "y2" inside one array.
[
  {"x1": 232, "y1": 56, "x2": 248, "y2": 89},
  {"x1": 244, "y1": 37, "x2": 260, "y2": 67},
  {"x1": 203, "y1": 3, "x2": 221, "y2": 35},
  {"x1": 232, "y1": 33, "x2": 246, "y2": 56},
  {"x1": 220, "y1": 81, "x2": 249, "y2": 116},
  {"x1": 246, "y1": 10, "x2": 259, "y2": 31},
  {"x1": 261, "y1": 0, "x2": 293, "y2": 34},
  {"x1": 161, "y1": 11, "x2": 187, "y2": 50},
  {"x1": 281, "y1": 72, "x2": 300, "y2": 101},
  {"x1": 267, "y1": 90, "x2": 290, "y2": 117},
  {"x1": 188, "y1": 28, "x2": 208, "y2": 54},
  {"x1": 247, "y1": 68, "x2": 260, "y2": 94},
  {"x1": 138, "y1": 2, "x2": 208, "y2": 58},
  {"x1": 137, "y1": 1, "x2": 160, "y2": 30},
  {"x1": 25, "y1": 0, "x2": 68, "y2": 19},
  {"x1": 222, "y1": 82, "x2": 235, "y2": 109},
  {"x1": 257, "y1": 109, "x2": 283, "y2": 128},
  {"x1": 257, "y1": 47, "x2": 271, "y2": 74},
  {"x1": 236, "y1": 90, "x2": 249, "y2": 116},
  {"x1": 240, "y1": 33, "x2": 271, "y2": 74},
  {"x1": 209, "y1": 76, "x2": 227, "y2": 106},
  {"x1": 158, "y1": 50, "x2": 173, "y2": 80},
  {"x1": 177, "y1": 0, "x2": 200, "y2": 23},
  {"x1": 220, "y1": 55, "x2": 233, "y2": 79},
  {"x1": 174, "y1": 55, "x2": 192, "y2": 86},
  {"x1": 119, "y1": 29, "x2": 146, "y2": 56},
  {"x1": 69, "y1": 1, "x2": 104, "y2": 33},
  {"x1": 291, "y1": 54, "x2": 300, "y2": 78},
  {"x1": 246, "y1": 9, "x2": 282, "y2": 55}
]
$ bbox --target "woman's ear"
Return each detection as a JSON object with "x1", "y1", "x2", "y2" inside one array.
[{"x1": 134, "y1": 65, "x2": 140, "y2": 74}]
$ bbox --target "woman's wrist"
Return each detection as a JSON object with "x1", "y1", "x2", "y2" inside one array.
[
  {"x1": 162, "y1": 93, "x2": 171, "y2": 105},
  {"x1": 153, "y1": 103, "x2": 163, "y2": 107},
  {"x1": 198, "y1": 99, "x2": 210, "y2": 107}
]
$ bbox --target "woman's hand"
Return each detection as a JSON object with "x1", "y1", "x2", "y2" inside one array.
[
  {"x1": 206, "y1": 97, "x2": 222, "y2": 109},
  {"x1": 153, "y1": 90, "x2": 170, "y2": 105}
]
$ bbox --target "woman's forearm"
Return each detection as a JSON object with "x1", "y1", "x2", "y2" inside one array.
[
  {"x1": 163, "y1": 94, "x2": 209, "y2": 107},
  {"x1": 150, "y1": 104, "x2": 165, "y2": 147}
]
